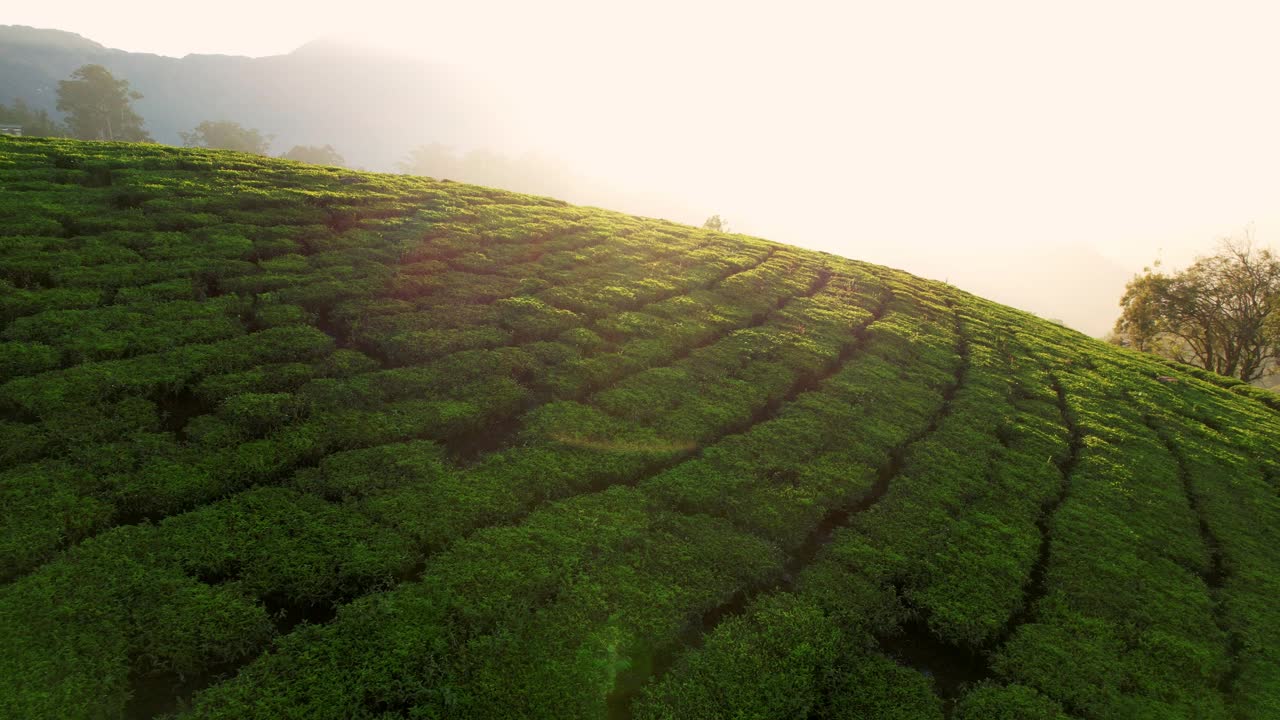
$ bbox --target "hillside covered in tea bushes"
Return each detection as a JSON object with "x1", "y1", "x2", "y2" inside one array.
[{"x1": 1, "y1": 136, "x2": 1278, "y2": 720}]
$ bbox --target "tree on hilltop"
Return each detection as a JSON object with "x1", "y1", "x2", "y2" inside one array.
[
  {"x1": 1114, "y1": 233, "x2": 1280, "y2": 382},
  {"x1": 181, "y1": 120, "x2": 273, "y2": 155},
  {"x1": 702, "y1": 215, "x2": 729, "y2": 232},
  {"x1": 281, "y1": 144, "x2": 345, "y2": 166},
  {"x1": 56, "y1": 64, "x2": 150, "y2": 142}
]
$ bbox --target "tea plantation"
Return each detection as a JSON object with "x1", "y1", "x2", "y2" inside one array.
[{"x1": 2, "y1": 136, "x2": 1278, "y2": 720}]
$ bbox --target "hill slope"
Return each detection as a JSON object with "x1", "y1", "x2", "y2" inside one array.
[{"x1": 1, "y1": 137, "x2": 1278, "y2": 720}]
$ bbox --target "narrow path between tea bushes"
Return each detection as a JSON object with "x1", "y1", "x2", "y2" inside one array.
[
  {"x1": 1141, "y1": 411, "x2": 1240, "y2": 700},
  {"x1": 986, "y1": 375, "x2": 1083, "y2": 652},
  {"x1": 607, "y1": 308, "x2": 969, "y2": 720}
]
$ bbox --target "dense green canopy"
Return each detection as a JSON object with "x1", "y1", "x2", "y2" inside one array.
[
  {"x1": 1, "y1": 137, "x2": 1278, "y2": 720},
  {"x1": 55, "y1": 64, "x2": 151, "y2": 142}
]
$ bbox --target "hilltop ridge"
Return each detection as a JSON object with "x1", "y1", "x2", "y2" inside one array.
[
  {"x1": 0, "y1": 25, "x2": 107, "y2": 51},
  {"x1": 1, "y1": 137, "x2": 1278, "y2": 720}
]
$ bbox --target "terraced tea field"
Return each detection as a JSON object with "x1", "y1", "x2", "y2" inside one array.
[{"x1": 2, "y1": 136, "x2": 1278, "y2": 719}]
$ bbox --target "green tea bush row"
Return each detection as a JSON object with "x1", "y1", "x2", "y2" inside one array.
[
  {"x1": 174, "y1": 284, "x2": 958, "y2": 718},
  {"x1": 989, "y1": 363, "x2": 1231, "y2": 717},
  {"x1": 2, "y1": 137, "x2": 1277, "y2": 719}
]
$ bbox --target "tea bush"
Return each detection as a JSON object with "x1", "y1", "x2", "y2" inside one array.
[{"x1": 1, "y1": 136, "x2": 1277, "y2": 720}]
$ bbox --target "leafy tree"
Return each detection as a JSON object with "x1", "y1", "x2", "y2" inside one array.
[
  {"x1": 55, "y1": 64, "x2": 150, "y2": 141},
  {"x1": 1114, "y1": 235, "x2": 1280, "y2": 382},
  {"x1": 181, "y1": 121, "x2": 272, "y2": 155},
  {"x1": 281, "y1": 144, "x2": 345, "y2": 166},
  {"x1": 702, "y1": 214, "x2": 729, "y2": 232},
  {"x1": 0, "y1": 98, "x2": 67, "y2": 137}
]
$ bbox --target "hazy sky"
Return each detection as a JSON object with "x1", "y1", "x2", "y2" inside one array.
[{"x1": 11, "y1": 1, "x2": 1280, "y2": 334}]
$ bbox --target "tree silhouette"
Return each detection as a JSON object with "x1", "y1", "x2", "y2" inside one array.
[
  {"x1": 180, "y1": 121, "x2": 273, "y2": 155},
  {"x1": 281, "y1": 144, "x2": 345, "y2": 166},
  {"x1": 1115, "y1": 233, "x2": 1280, "y2": 382},
  {"x1": 56, "y1": 65, "x2": 150, "y2": 142},
  {"x1": 0, "y1": 98, "x2": 67, "y2": 137},
  {"x1": 702, "y1": 215, "x2": 729, "y2": 232}
]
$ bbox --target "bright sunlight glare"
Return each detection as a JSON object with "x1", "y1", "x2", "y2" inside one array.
[{"x1": 11, "y1": 0, "x2": 1280, "y2": 334}]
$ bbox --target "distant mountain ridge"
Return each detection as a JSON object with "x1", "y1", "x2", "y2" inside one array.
[
  {"x1": 0, "y1": 25, "x2": 496, "y2": 169},
  {"x1": 0, "y1": 26, "x2": 105, "y2": 51}
]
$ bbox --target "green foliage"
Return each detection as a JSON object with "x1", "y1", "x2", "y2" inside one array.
[
  {"x1": 181, "y1": 121, "x2": 273, "y2": 155},
  {"x1": 495, "y1": 295, "x2": 581, "y2": 340},
  {"x1": 1115, "y1": 237, "x2": 1280, "y2": 382},
  {"x1": 952, "y1": 683, "x2": 1069, "y2": 720},
  {"x1": 0, "y1": 340, "x2": 61, "y2": 381},
  {"x1": 0, "y1": 137, "x2": 1278, "y2": 720},
  {"x1": 280, "y1": 144, "x2": 345, "y2": 166},
  {"x1": 635, "y1": 594, "x2": 843, "y2": 719},
  {"x1": 55, "y1": 64, "x2": 150, "y2": 142},
  {"x1": 701, "y1": 214, "x2": 728, "y2": 232},
  {"x1": 0, "y1": 97, "x2": 68, "y2": 137}
]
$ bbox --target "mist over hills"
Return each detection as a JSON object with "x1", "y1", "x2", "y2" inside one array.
[
  {"x1": 1, "y1": 25, "x2": 706, "y2": 232},
  {"x1": 0, "y1": 25, "x2": 1160, "y2": 337},
  {"x1": 0, "y1": 25, "x2": 497, "y2": 169}
]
